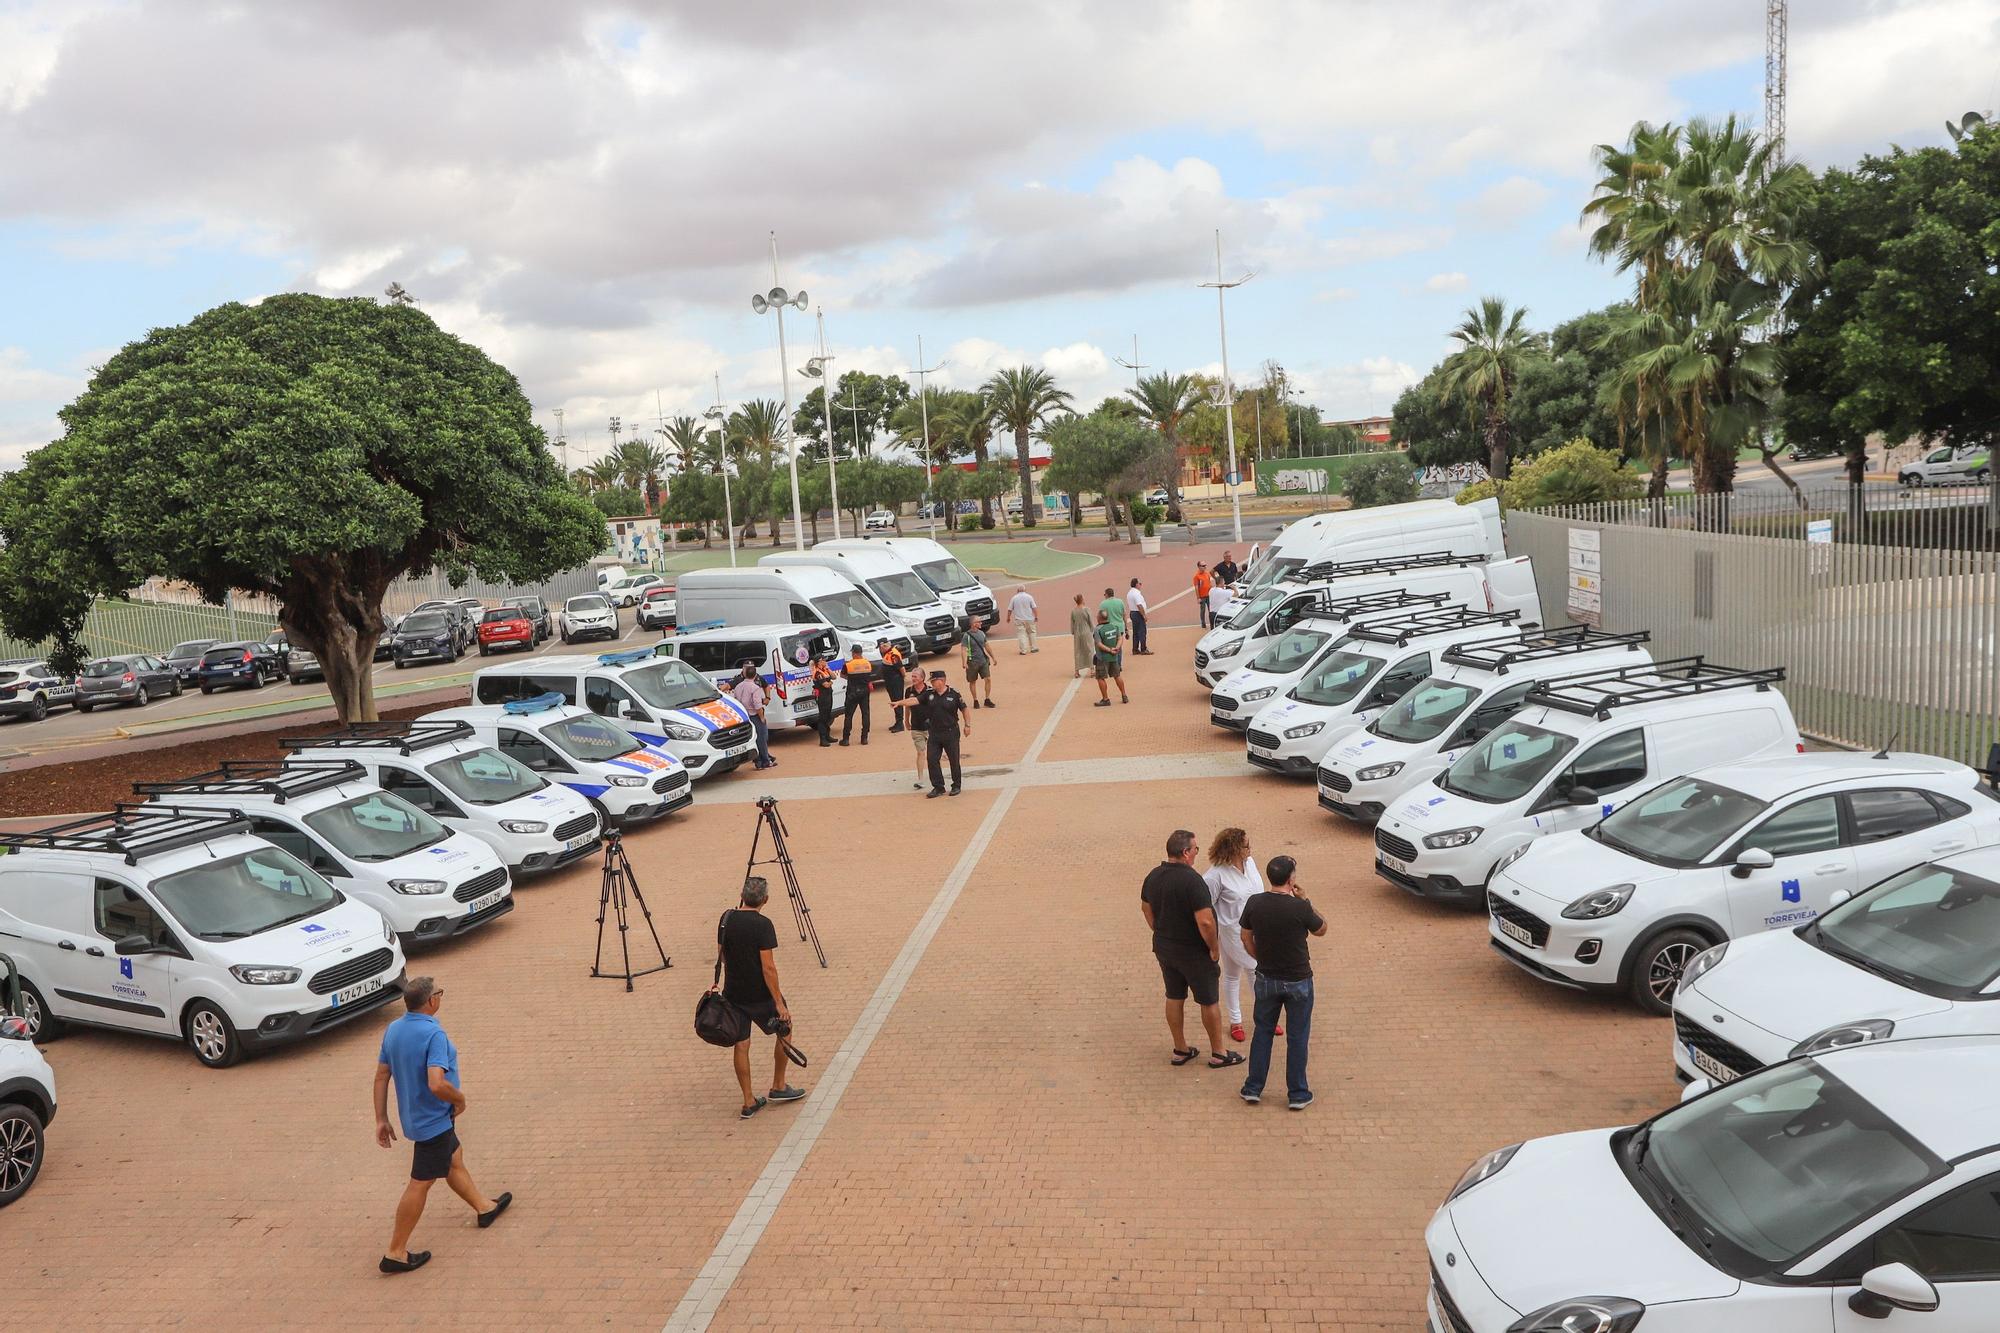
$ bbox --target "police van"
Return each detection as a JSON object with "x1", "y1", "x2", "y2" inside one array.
[
  {"x1": 653, "y1": 622, "x2": 841, "y2": 730},
  {"x1": 676, "y1": 565, "x2": 916, "y2": 665},
  {"x1": 815, "y1": 536, "x2": 997, "y2": 632},
  {"x1": 281, "y1": 721, "x2": 602, "y2": 876},
  {"x1": 421, "y1": 697, "x2": 693, "y2": 825},
  {"x1": 470, "y1": 649, "x2": 757, "y2": 780},
  {"x1": 135, "y1": 760, "x2": 514, "y2": 949},
  {"x1": 0, "y1": 805, "x2": 406, "y2": 1068},
  {"x1": 779, "y1": 547, "x2": 960, "y2": 653}
]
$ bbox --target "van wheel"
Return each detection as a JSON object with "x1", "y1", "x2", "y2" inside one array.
[
  {"x1": 184, "y1": 1001, "x2": 242, "y2": 1068},
  {"x1": 12, "y1": 980, "x2": 61, "y2": 1041},
  {"x1": 1627, "y1": 928, "x2": 1712, "y2": 1016},
  {"x1": 24, "y1": 695, "x2": 45, "y2": 722},
  {"x1": 0, "y1": 1100, "x2": 46, "y2": 1205}
]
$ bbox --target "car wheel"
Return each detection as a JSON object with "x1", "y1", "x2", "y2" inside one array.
[
  {"x1": 199, "y1": 685, "x2": 212, "y2": 694},
  {"x1": 75, "y1": 701, "x2": 92, "y2": 713},
  {"x1": 1977, "y1": 470, "x2": 1990, "y2": 486},
  {"x1": 132, "y1": 685, "x2": 148, "y2": 707},
  {"x1": 170, "y1": 679, "x2": 183, "y2": 697},
  {"x1": 184, "y1": 1000, "x2": 242, "y2": 1068},
  {"x1": 1900, "y1": 472, "x2": 1920, "y2": 488},
  {"x1": 24, "y1": 695, "x2": 45, "y2": 723},
  {"x1": 12, "y1": 980, "x2": 62, "y2": 1041},
  {"x1": 478, "y1": 643, "x2": 489, "y2": 656},
  {"x1": 1627, "y1": 927, "x2": 1712, "y2": 1016},
  {"x1": 0, "y1": 1100, "x2": 46, "y2": 1206},
  {"x1": 393, "y1": 660, "x2": 406, "y2": 669}
]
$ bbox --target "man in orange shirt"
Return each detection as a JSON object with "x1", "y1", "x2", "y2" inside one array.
[
  {"x1": 1193, "y1": 562, "x2": 1214, "y2": 629},
  {"x1": 810, "y1": 653, "x2": 836, "y2": 747},
  {"x1": 839, "y1": 644, "x2": 874, "y2": 746},
  {"x1": 878, "y1": 639, "x2": 907, "y2": 733}
]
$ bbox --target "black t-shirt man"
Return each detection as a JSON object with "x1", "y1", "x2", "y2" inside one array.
[
  {"x1": 917, "y1": 684, "x2": 970, "y2": 735},
  {"x1": 1239, "y1": 891, "x2": 1326, "y2": 982},
  {"x1": 720, "y1": 908, "x2": 778, "y2": 1005},
  {"x1": 1140, "y1": 862, "x2": 1213, "y2": 954}
]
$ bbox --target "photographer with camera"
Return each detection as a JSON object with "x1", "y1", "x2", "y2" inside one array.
[{"x1": 719, "y1": 876, "x2": 808, "y2": 1119}]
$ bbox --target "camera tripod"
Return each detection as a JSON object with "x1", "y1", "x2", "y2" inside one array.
[
  {"x1": 745, "y1": 796, "x2": 826, "y2": 968},
  {"x1": 592, "y1": 829, "x2": 671, "y2": 990}
]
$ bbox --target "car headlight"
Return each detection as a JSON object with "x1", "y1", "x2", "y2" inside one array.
[
  {"x1": 389, "y1": 878, "x2": 448, "y2": 896},
  {"x1": 1679, "y1": 941, "x2": 1728, "y2": 991},
  {"x1": 1561, "y1": 884, "x2": 1636, "y2": 920},
  {"x1": 1283, "y1": 721, "x2": 1324, "y2": 740},
  {"x1": 1506, "y1": 1297, "x2": 1645, "y2": 1333},
  {"x1": 500, "y1": 819, "x2": 548, "y2": 834},
  {"x1": 1356, "y1": 762, "x2": 1404, "y2": 782},
  {"x1": 1208, "y1": 639, "x2": 1243, "y2": 659},
  {"x1": 1447, "y1": 1143, "x2": 1520, "y2": 1201},
  {"x1": 229, "y1": 964, "x2": 302, "y2": 985},
  {"x1": 663, "y1": 723, "x2": 705, "y2": 742},
  {"x1": 1422, "y1": 826, "x2": 1482, "y2": 850},
  {"x1": 382, "y1": 916, "x2": 394, "y2": 943},
  {"x1": 1241, "y1": 686, "x2": 1277, "y2": 702},
  {"x1": 1494, "y1": 843, "x2": 1532, "y2": 875},
  {"x1": 1791, "y1": 1018, "x2": 1896, "y2": 1058},
  {"x1": 610, "y1": 775, "x2": 648, "y2": 787}
]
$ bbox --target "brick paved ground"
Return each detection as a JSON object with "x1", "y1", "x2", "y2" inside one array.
[{"x1": 6, "y1": 536, "x2": 1680, "y2": 1330}]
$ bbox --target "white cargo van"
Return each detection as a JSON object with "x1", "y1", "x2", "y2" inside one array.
[
  {"x1": 422, "y1": 699, "x2": 694, "y2": 826},
  {"x1": 776, "y1": 547, "x2": 961, "y2": 653},
  {"x1": 1236, "y1": 498, "x2": 1505, "y2": 603},
  {"x1": 819, "y1": 536, "x2": 997, "y2": 631},
  {"x1": 677, "y1": 565, "x2": 916, "y2": 664},
  {"x1": 654, "y1": 622, "x2": 842, "y2": 730}
]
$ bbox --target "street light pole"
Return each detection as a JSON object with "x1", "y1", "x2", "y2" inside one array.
[
  {"x1": 1113, "y1": 333, "x2": 1148, "y2": 390},
  {"x1": 804, "y1": 309, "x2": 842, "y2": 540},
  {"x1": 909, "y1": 334, "x2": 947, "y2": 538},
  {"x1": 705, "y1": 374, "x2": 737, "y2": 568},
  {"x1": 1199, "y1": 229, "x2": 1252, "y2": 544},
  {"x1": 751, "y1": 231, "x2": 810, "y2": 552}
]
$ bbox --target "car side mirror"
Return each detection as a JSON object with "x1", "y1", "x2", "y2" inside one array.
[
  {"x1": 1849, "y1": 1263, "x2": 1939, "y2": 1318},
  {"x1": 1566, "y1": 785, "x2": 1600, "y2": 806},
  {"x1": 114, "y1": 934, "x2": 158, "y2": 957},
  {"x1": 1731, "y1": 847, "x2": 1776, "y2": 879},
  {"x1": 1678, "y1": 1077, "x2": 1713, "y2": 1103},
  {"x1": 1827, "y1": 888, "x2": 1852, "y2": 909}
]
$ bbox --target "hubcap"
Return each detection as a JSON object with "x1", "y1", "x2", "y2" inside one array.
[
  {"x1": 18, "y1": 992, "x2": 42, "y2": 1036},
  {"x1": 190, "y1": 1010, "x2": 228, "y2": 1062},
  {"x1": 0, "y1": 1113, "x2": 38, "y2": 1193},
  {"x1": 1648, "y1": 942, "x2": 1699, "y2": 1002}
]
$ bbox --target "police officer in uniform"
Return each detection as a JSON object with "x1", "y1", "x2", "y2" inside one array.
[
  {"x1": 877, "y1": 638, "x2": 907, "y2": 733},
  {"x1": 810, "y1": 652, "x2": 837, "y2": 747},
  {"x1": 916, "y1": 668, "x2": 972, "y2": 798}
]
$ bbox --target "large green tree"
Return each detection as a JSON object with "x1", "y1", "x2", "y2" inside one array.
[
  {"x1": 0, "y1": 294, "x2": 603, "y2": 721},
  {"x1": 1044, "y1": 410, "x2": 1161, "y2": 544},
  {"x1": 1126, "y1": 371, "x2": 1201, "y2": 519},
  {"x1": 984, "y1": 366, "x2": 1072, "y2": 529},
  {"x1": 727, "y1": 399, "x2": 788, "y2": 543},
  {"x1": 1437, "y1": 296, "x2": 1535, "y2": 479},
  {"x1": 932, "y1": 389, "x2": 999, "y2": 528},
  {"x1": 792, "y1": 370, "x2": 911, "y2": 459}
]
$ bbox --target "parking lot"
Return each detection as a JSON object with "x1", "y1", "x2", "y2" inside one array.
[{"x1": 3, "y1": 547, "x2": 1682, "y2": 1331}]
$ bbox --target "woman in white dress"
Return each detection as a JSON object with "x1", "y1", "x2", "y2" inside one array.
[{"x1": 1204, "y1": 827, "x2": 1272, "y2": 1044}]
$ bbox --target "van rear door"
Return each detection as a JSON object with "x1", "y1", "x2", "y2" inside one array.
[{"x1": 1483, "y1": 557, "x2": 1541, "y2": 626}]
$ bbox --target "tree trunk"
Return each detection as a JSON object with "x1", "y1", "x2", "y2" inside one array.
[
  {"x1": 974, "y1": 444, "x2": 993, "y2": 529},
  {"x1": 1757, "y1": 447, "x2": 1807, "y2": 511},
  {"x1": 1015, "y1": 424, "x2": 1038, "y2": 527},
  {"x1": 1483, "y1": 403, "x2": 1510, "y2": 480},
  {"x1": 281, "y1": 563, "x2": 390, "y2": 724}
]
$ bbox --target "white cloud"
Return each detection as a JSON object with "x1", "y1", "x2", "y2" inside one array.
[
  {"x1": 1460, "y1": 175, "x2": 1551, "y2": 229},
  {"x1": 1041, "y1": 341, "x2": 1109, "y2": 381},
  {"x1": 1423, "y1": 271, "x2": 1470, "y2": 293},
  {"x1": 1314, "y1": 287, "x2": 1359, "y2": 303},
  {"x1": 1297, "y1": 355, "x2": 1422, "y2": 420}
]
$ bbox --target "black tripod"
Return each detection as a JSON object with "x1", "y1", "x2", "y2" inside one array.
[
  {"x1": 592, "y1": 830, "x2": 670, "y2": 990},
  {"x1": 745, "y1": 796, "x2": 826, "y2": 968}
]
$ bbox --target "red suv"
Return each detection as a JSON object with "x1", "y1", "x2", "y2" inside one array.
[{"x1": 475, "y1": 607, "x2": 535, "y2": 656}]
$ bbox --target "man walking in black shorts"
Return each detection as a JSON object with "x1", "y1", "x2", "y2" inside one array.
[
  {"x1": 1140, "y1": 829, "x2": 1240, "y2": 1070},
  {"x1": 720, "y1": 876, "x2": 808, "y2": 1119}
]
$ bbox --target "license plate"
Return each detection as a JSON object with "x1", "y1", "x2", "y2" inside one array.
[
  {"x1": 794, "y1": 701, "x2": 816, "y2": 715},
  {"x1": 565, "y1": 831, "x2": 596, "y2": 851},
  {"x1": 1496, "y1": 916, "x2": 1534, "y2": 948},
  {"x1": 1249, "y1": 744, "x2": 1274, "y2": 758},
  {"x1": 724, "y1": 742, "x2": 753, "y2": 756},
  {"x1": 468, "y1": 889, "x2": 506, "y2": 913},
  {"x1": 1377, "y1": 851, "x2": 1409, "y2": 876},
  {"x1": 1687, "y1": 1043, "x2": 1738, "y2": 1084},
  {"x1": 331, "y1": 977, "x2": 383, "y2": 1007}
]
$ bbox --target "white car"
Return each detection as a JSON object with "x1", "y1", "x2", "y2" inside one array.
[
  {"x1": 281, "y1": 722, "x2": 603, "y2": 876},
  {"x1": 0, "y1": 805, "x2": 406, "y2": 1068},
  {"x1": 863, "y1": 510, "x2": 896, "y2": 532},
  {"x1": 561, "y1": 593, "x2": 619, "y2": 644},
  {"x1": 1900, "y1": 444, "x2": 1990, "y2": 488},
  {"x1": 604, "y1": 574, "x2": 666, "y2": 608},
  {"x1": 1672, "y1": 844, "x2": 2000, "y2": 1087},
  {"x1": 423, "y1": 698, "x2": 693, "y2": 827},
  {"x1": 1318, "y1": 627, "x2": 1653, "y2": 822},
  {"x1": 0, "y1": 1008, "x2": 55, "y2": 1206},
  {"x1": 1374, "y1": 659, "x2": 1799, "y2": 909},
  {"x1": 1429, "y1": 1034, "x2": 2000, "y2": 1333},
  {"x1": 634, "y1": 584, "x2": 677, "y2": 631},
  {"x1": 1491, "y1": 752, "x2": 2000, "y2": 1013},
  {"x1": 134, "y1": 759, "x2": 516, "y2": 949}
]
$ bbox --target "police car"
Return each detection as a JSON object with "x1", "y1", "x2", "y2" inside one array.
[
  {"x1": 656, "y1": 622, "x2": 843, "y2": 730},
  {"x1": 0, "y1": 989, "x2": 55, "y2": 1206},
  {"x1": 422, "y1": 696, "x2": 693, "y2": 826}
]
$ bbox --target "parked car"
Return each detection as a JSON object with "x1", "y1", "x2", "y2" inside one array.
[
  {"x1": 0, "y1": 659, "x2": 75, "y2": 722},
  {"x1": 1143, "y1": 487, "x2": 1171, "y2": 507},
  {"x1": 475, "y1": 606, "x2": 536, "y2": 656},
  {"x1": 192, "y1": 642, "x2": 284, "y2": 695},
  {"x1": 1900, "y1": 444, "x2": 1991, "y2": 487},
  {"x1": 863, "y1": 510, "x2": 896, "y2": 532},
  {"x1": 391, "y1": 612, "x2": 461, "y2": 668},
  {"x1": 501, "y1": 595, "x2": 551, "y2": 644},
  {"x1": 163, "y1": 639, "x2": 220, "y2": 684},
  {"x1": 261, "y1": 628, "x2": 293, "y2": 677},
  {"x1": 0, "y1": 1005, "x2": 55, "y2": 1206},
  {"x1": 265, "y1": 631, "x2": 322, "y2": 683},
  {"x1": 76, "y1": 654, "x2": 183, "y2": 710},
  {"x1": 1787, "y1": 443, "x2": 1839, "y2": 461},
  {"x1": 636, "y1": 584, "x2": 677, "y2": 631},
  {"x1": 603, "y1": 574, "x2": 665, "y2": 608},
  {"x1": 408, "y1": 601, "x2": 475, "y2": 654},
  {"x1": 560, "y1": 594, "x2": 618, "y2": 644}
]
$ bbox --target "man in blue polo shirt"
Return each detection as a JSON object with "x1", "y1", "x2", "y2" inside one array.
[{"x1": 371, "y1": 975, "x2": 512, "y2": 1274}]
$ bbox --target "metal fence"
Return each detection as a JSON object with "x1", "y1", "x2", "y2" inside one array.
[{"x1": 1507, "y1": 489, "x2": 2000, "y2": 768}]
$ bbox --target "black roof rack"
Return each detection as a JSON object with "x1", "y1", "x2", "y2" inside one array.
[
  {"x1": 133, "y1": 759, "x2": 367, "y2": 804},
  {"x1": 1440, "y1": 626, "x2": 1652, "y2": 675},
  {"x1": 278, "y1": 720, "x2": 474, "y2": 756},
  {"x1": 1341, "y1": 607, "x2": 1522, "y2": 648},
  {"x1": 1289, "y1": 550, "x2": 1485, "y2": 584},
  {"x1": 1290, "y1": 589, "x2": 1455, "y2": 623},
  {"x1": 0, "y1": 805, "x2": 251, "y2": 865},
  {"x1": 1524, "y1": 656, "x2": 1786, "y2": 721}
]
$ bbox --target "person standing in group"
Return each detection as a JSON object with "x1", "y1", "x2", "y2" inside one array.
[
  {"x1": 916, "y1": 668, "x2": 972, "y2": 797},
  {"x1": 837, "y1": 644, "x2": 873, "y2": 745},
  {"x1": 1006, "y1": 584, "x2": 1039, "y2": 655},
  {"x1": 1125, "y1": 578, "x2": 1151, "y2": 655},
  {"x1": 372, "y1": 976, "x2": 511, "y2": 1274},
  {"x1": 1097, "y1": 585, "x2": 1126, "y2": 634},
  {"x1": 809, "y1": 652, "x2": 836, "y2": 747},
  {"x1": 961, "y1": 616, "x2": 995, "y2": 709},
  {"x1": 719, "y1": 877, "x2": 808, "y2": 1120},
  {"x1": 1203, "y1": 828, "x2": 1269, "y2": 1043},
  {"x1": 1207, "y1": 578, "x2": 1233, "y2": 628},
  {"x1": 1091, "y1": 611, "x2": 1128, "y2": 707},
  {"x1": 1068, "y1": 593, "x2": 1094, "y2": 678},
  {"x1": 731, "y1": 662, "x2": 774, "y2": 770},
  {"x1": 1213, "y1": 551, "x2": 1241, "y2": 587},
  {"x1": 878, "y1": 639, "x2": 907, "y2": 733},
  {"x1": 1140, "y1": 829, "x2": 1240, "y2": 1070},
  {"x1": 1238, "y1": 856, "x2": 1327, "y2": 1111},
  {"x1": 1193, "y1": 562, "x2": 1214, "y2": 629},
  {"x1": 894, "y1": 660, "x2": 930, "y2": 789}
]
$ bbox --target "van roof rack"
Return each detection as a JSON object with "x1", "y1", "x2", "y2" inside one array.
[
  {"x1": 0, "y1": 805, "x2": 252, "y2": 865},
  {"x1": 1290, "y1": 550, "x2": 1484, "y2": 584},
  {"x1": 1341, "y1": 607, "x2": 1522, "y2": 647},
  {"x1": 1440, "y1": 626, "x2": 1652, "y2": 675},
  {"x1": 1524, "y1": 656, "x2": 1786, "y2": 721},
  {"x1": 133, "y1": 758, "x2": 368, "y2": 804},
  {"x1": 278, "y1": 719, "x2": 475, "y2": 755},
  {"x1": 1294, "y1": 589, "x2": 1455, "y2": 622}
]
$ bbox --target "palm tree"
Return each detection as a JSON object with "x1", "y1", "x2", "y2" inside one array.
[
  {"x1": 934, "y1": 389, "x2": 998, "y2": 527},
  {"x1": 584, "y1": 456, "x2": 623, "y2": 492},
  {"x1": 1125, "y1": 371, "x2": 1201, "y2": 519},
  {"x1": 615, "y1": 439, "x2": 670, "y2": 513},
  {"x1": 983, "y1": 366, "x2": 1072, "y2": 528},
  {"x1": 729, "y1": 399, "x2": 787, "y2": 544},
  {"x1": 888, "y1": 388, "x2": 952, "y2": 468},
  {"x1": 1437, "y1": 298, "x2": 1534, "y2": 480},
  {"x1": 663, "y1": 416, "x2": 704, "y2": 473}
]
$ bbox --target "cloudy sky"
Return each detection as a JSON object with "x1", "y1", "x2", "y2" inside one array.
[{"x1": 1, "y1": 0, "x2": 1995, "y2": 468}]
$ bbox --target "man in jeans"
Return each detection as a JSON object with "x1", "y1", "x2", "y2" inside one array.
[
  {"x1": 1140, "y1": 829, "x2": 1239, "y2": 1070},
  {"x1": 730, "y1": 661, "x2": 773, "y2": 770},
  {"x1": 1237, "y1": 856, "x2": 1327, "y2": 1110}
]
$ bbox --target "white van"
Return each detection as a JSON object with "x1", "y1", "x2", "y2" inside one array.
[
  {"x1": 0, "y1": 805, "x2": 406, "y2": 1068},
  {"x1": 1193, "y1": 551, "x2": 1540, "y2": 687},
  {"x1": 654, "y1": 623, "x2": 842, "y2": 730},
  {"x1": 470, "y1": 649, "x2": 757, "y2": 780},
  {"x1": 594, "y1": 563, "x2": 629, "y2": 592},
  {"x1": 421, "y1": 699, "x2": 694, "y2": 826},
  {"x1": 677, "y1": 565, "x2": 915, "y2": 664},
  {"x1": 819, "y1": 536, "x2": 997, "y2": 631},
  {"x1": 281, "y1": 722, "x2": 603, "y2": 876},
  {"x1": 135, "y1": 760, "x2": 514, "y2": 949},
  {"x1": 1371, "y1": 659, "x2": 1801, "y2": 906},
  {"x1": 780, "y1": 547, "x2": 961, "y2": 653},
  {"x1": 1237, "y1": 497, "x2": 1505, "y2": 602},
  {"x1": 1315, "y1": 627, "x2": 1654, "y2": 821}
]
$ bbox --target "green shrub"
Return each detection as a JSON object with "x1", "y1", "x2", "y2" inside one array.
[
  {"x1": 1456, "y1": 439, "x2": 1639, "y2": 511},
  {"x1": 957, "y1": 513, "x2": 981, "y2": 533},
  {"x1": 1342, "y1": 454, "x2": 1420, "y2": 508},
  {"x1": 1454, "y1": 478, "x2": 1505, "y2": 508},
  {"x1": 674, "y1": 528, "x2": 701, "y2": 543}
]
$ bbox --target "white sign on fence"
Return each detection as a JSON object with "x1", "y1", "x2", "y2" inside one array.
[
  {"x1": 1806, "y1": 516, "x2": 1833, "y2": 575},
  {"x1": 1567, "y1": 527, "x2": 1602, "y2": 627}
]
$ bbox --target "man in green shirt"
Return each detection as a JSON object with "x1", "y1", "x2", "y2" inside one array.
[
  {"x1": 1091, "y1": 611, "x2": 1128, "y2": 707},
  {"x1": 1098, "y1": 586, "x2": 1126, "y2": 634}
]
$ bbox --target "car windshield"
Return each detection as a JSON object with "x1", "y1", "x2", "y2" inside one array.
[
  {"x1": 1591, "y1": 777, "x2": 1768, "y2": 867},
  {"x1": 812, "y1": 590, "x2": 889, "y2": 630},
  {"x1": 1633, "y1": 1060, "x2": 1940, "y2": 1273},
  {"x1": 1289, "y1": 648, "x2": 1385, "y2": 707},
  {"x1": 150, "y1": 845, "x2": 341, "y2": 939},
  {"x1": 412, "y1": 602, "x2": 449, "y2": 614},
  {"x1": 912, "y1": 556, "x2": 979, "y2": 593},
  {"x1": 425, "y1": 748, "x2": 546, "y2": 806},
  {"x1": 303, "y1": 791, "x2": 450, "y2": 861},
  {"x1": 1243, "y1": 556, "x2": 1303, "y2": 595},
  {"x1": 168, "y1": 641, "x2": 214, "y2": 659},
  {"x1": 543, "y1": 714, "x2": 644, "y2": 763},
  {"x1": 622, "y1": 660, "x2": 720, "y2": 710},
  {"x1": 1224, "y1": 590, "x2": 1285, "y2": 631},
  {"x1": 83, "y1": 659, "x2": 131, "y2": 677},
  {"x1": 1372, "y1": 676, "x2": 1479, "y2": 744},
  {"x1": 1811, "y1": 864, "x2": 2000, "y2": 997},
  {"x1": 482, "y1": 609, "x2": 525, "y2": 624},
  {"x1": 1248, "y1": 627, "x2": 1332, "y2": 674},
  {"x1": 400, "y1": 615, "x2": 446, "y2": 633},
  {"x1": 567, "y1": 596, "x2": 609, "y2": 613},
  {"x1": 867, "y1": 573, "x2": 935, "y2": 609},
  {"x1": 1439, "y1": 721, "x2": 1578, "y2": 804}
]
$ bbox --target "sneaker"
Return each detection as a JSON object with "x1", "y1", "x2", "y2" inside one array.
[
  {"x1": 1288, "y1": 1093, "x2": 1314, "y2": 1112},
  {"x1": 983, "y1": 699, "x2": 995, "y2": 709},
  {"x1": 1240, "y1": 1091, "x2": 1261, "y2": 1105},
  {"x1": 767, "y1": 1085, "x2": 808, "y2": 1103}
]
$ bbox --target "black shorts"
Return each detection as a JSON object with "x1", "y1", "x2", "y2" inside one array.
[
  {"x1": 1155, "y1": 946, "x2": 1219, "y2": 1006},
  {"x1": 411, "y1": 1127, "x2": 460, "y2": 1181},
  {"x1": 734, "y1": 997, "x2": 783, "y2": 1036}
]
